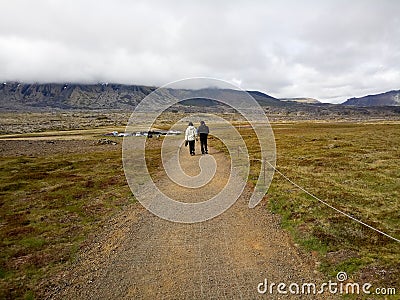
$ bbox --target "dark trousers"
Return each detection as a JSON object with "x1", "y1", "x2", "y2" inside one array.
[
  {"x1": 188, "y1": 140, "x2": 195, "y2": 155},
  {"x1": 199, "y1": 133, "x2": 208, "y2": 154}
]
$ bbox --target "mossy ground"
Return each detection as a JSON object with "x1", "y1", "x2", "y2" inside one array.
[
  {"x1": 0, "y1": 141, "x2": 134, "y2": 299},
  {"x1": 258, "y1": 122, "x2": 399, "y2": 293},
  {"x1": 1, "y1": 121, "x2": 399, "y2": 298}
]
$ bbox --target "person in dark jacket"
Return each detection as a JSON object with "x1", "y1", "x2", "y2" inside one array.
[{"x1": 197, "y1": 121, "x2": 209, "y2": 154}]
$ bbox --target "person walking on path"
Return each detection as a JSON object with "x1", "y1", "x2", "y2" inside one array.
[
  {"x1": 197, "y1": 120, "x2": 209, "y2": 155},
  {"x1": 185, "y1": 122, "x2": 197, "y2": 156}
]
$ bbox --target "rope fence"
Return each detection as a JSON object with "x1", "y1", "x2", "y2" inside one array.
[{"x1": 236, "y1": 146, "x2": 400, "y2": 243}]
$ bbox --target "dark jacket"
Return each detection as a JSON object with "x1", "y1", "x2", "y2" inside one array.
[{"x1": 197, "y1": 124, "x2": 209, "y2": 134}]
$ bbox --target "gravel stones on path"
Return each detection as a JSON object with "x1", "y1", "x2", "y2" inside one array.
[{"x1": 45, "y1": 146, "x2": 337, "y2": 299}]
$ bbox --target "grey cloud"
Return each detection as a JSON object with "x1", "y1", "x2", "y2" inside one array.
[{"x1": 0, "y1": 0, "x2": 399, "y2": 103}]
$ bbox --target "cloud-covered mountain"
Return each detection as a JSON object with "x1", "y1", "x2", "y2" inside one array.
[
  {"x1": 1, "y1": 82, "x2": 400, "y2": 121},
  {"x1": 0, "y1": 82, "x2": 284, "y2": 110},
  {"x1": 0, "y1": 83, "x2": 156, "y2": 110}
]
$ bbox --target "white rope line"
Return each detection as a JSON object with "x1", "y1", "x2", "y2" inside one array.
[{"x1": 263, "y1": 160, "x2": 400, "y2": 243}]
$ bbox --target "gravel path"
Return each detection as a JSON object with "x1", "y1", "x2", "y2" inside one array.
[{"x1": 46, "y1": 144, "x2": 338, "y2": 299}]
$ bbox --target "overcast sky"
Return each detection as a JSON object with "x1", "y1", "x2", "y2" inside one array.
[{"x1": 1, "y1": 0, "x2": 399, "y2": 103}]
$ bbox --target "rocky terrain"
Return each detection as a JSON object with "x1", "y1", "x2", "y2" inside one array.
[
  {"x1": 279, "y1": 97, "x2": 321, "y2": 104},
  {"x1": 0, "y1": 111, "x2": 130, "y2": 134}
]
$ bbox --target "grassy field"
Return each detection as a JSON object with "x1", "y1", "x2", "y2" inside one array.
[
  {"x1": 0, "y1": 121, "x2": 399, "y2": 298},
  {"x1": 0, "y1": 138, "x2": 134, "y2": 299},
  {"x1": 240, "y1": 122, "x2": 400, "y2": 291}
]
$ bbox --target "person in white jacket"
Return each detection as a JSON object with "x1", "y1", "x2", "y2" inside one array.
[{"x1": 185, "y1": 121, "x2": 197, "y2": 156}]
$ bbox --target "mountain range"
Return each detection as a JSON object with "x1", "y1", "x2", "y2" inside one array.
[
  {"x1": 0, "y1": 82, "x2": 399, "y2": 110},
  {"x1": 0, "y1": 82, "x2": 286, "y2": 110}
]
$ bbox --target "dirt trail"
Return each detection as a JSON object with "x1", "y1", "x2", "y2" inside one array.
[{"x1": 46, "y1": 145, "x2": 337, "y2": 299}]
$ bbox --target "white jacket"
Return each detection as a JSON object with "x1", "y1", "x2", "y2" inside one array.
[{"x1": 185, "y1": 126, "x2": 197, "y2": 141}]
